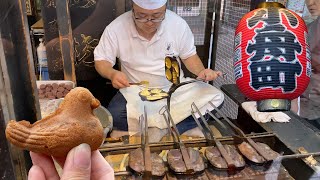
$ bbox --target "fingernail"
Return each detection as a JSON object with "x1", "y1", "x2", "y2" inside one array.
[{"x1": 73, "y1": 143, "x2": 91, "y2": 169}]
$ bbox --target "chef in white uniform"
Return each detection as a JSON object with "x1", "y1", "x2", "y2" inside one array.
[{"x1": 94, "y1": 0, "x2": 224, "y2": 140}]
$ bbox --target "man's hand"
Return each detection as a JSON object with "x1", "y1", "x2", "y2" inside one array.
[
  {"x1": 28, "y1": 143, "x2": 114, "y2": 180},
  {"x1": 197, "y1": 69, "x2": 223, "y2": 81},
  {"x1": 110, "y1": 70, "x2": 130, "y2": 89}
]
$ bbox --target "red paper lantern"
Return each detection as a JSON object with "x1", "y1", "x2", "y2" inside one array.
[{"x1": 234, "y1": 3, "x2": 311, "y2": 111}]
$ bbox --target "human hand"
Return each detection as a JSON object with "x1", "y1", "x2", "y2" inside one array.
[
  {"x1": 110, "y1": 70, "x2": 130, "y2": 89},
  {"x1": 28, "y1": 143, "x2": 114, "y2": 180},
  {"x1": 197, "y1": 69, "x2": 223, "y2": 81}
]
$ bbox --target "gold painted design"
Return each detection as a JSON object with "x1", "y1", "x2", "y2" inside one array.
[
  {"x1": 48, "y1": 19, "x2": 58, "y2": 33},
  {"x1": 74, "y1": 34, "x2": 99, "y2": 67},
  {"x1": 26, "y1": 0, "x2": 32, "y2": 15},
  {"x1": 45, "y1": 0, "x2": 56, "y2": 8},
  {"x1": 46, "y1": 0, "x2": 96, "y2": 8},
  {"x1": 81, "y1": 0, "x2": 96, "y2": 8},
  {"x1": 69, "y1": 0, "x2": 96, "y2": 8}
]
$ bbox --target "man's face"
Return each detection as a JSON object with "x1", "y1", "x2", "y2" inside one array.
[
  {"x1": 306, "y1": 0, "x2": 320, "y2": 17},
  {"x1": 132, "y1": 3, "x2": 166, "y2": 34}
]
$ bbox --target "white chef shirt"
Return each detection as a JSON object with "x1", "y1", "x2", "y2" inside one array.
[{"x1": 94, "y1": 10, "x2": 197, "y2": 88}]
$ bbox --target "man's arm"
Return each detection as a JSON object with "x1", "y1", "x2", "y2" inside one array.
[
  {"x1": 182, "y1": 54, "x2": 205, "y2": 76},
  {"x1": 95, "y1": 60, "x2": 130, "y2": 89},
  {"x1": 95, "y1": 60, "x2": 117, "y2": 80},
  {"x1": 182, "y1": 54, "x2": 222, "y2": 81}
]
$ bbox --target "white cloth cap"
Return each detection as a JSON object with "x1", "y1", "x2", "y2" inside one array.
[{"x1": 132, "y1": 0, "x2": 167, "y2": 10}]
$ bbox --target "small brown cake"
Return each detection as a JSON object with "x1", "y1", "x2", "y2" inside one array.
[{"x1": 5, "y1": 87, "x2": 104, "y2": 157}]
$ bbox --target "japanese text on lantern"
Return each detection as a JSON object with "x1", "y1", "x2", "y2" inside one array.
[{"x1": 245, "y1": 8, "x2": 303, "y2": 92}]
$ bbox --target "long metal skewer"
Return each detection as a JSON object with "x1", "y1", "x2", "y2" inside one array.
[
  {"x1": 191, "y1": 102, "x2": 236, "y2": 173},
  {"x1": 208, "y1": 101, "x2": 274, "y2": 162},
  {"x1": 140, "y1": 107, "x2": 151, "y2": 177},
  {"x1": 159, "y1": 106, "x2": 194, "y2": 174}
]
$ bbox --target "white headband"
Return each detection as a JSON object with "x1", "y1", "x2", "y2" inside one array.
[{"x1": 132, "y1": 0, "x2": 167, "y2": 10}]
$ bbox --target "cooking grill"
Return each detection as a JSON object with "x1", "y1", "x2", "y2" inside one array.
[
  {"x1": 101, "y1": 131, "x2": 320, "y2": 179},
  {"x1": 100, "y1": 106, "x2": 320, "y2": 179}
]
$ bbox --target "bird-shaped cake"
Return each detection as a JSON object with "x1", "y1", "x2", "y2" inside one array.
[{"x1": 5, "y1": 87, "x2": 104, "y2": 157}]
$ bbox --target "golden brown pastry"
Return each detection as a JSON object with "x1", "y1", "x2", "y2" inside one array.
[{"x1": 5, "y1": 87, "x2": 104, "y2": 157}]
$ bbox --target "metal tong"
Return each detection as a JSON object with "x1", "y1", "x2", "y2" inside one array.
[
  {"x1": 190, "y1": 102, "x2": 236, "y2": 172},
  {"x1": 159, "y1": 105, "x2": 195, "y2": 174},
  {"x1": 140, "y1": 106, "x2": 152, "y2": 177},
  {"x1": 208, "y1": 101, "x2": 274, "y2": 163}
]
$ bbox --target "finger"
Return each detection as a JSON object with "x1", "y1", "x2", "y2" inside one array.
[
  {"x1": 30, "y1": 152, "x2": 60, "y2": 180},
  {"x1": 119, "y1": 81, "x2": 130, "y2": 88},
  {"x1": 216, "y1": 71, "x2": 223, "y2": 76},
  {"x1": 28, "y1": 165, "x2": 46, "y2": 180},
  {"x1": 52, "y1": 156, "x2": 66, "y2": 168},
  {"x1": 61, "y1": 143, "x2": 91, "y2": 180},
  {"x1": 91, "y1": 150, "x2": 114, "y2": 179},
  {"x1": 118, "y1": 77, "x2": 130, "y2": 87},
  {"x1": 112, "y1": 81, "x2": 120, "y2": 89},
  {"x1": 197, "y1": 72, "x2": 206, "y2": 80}
]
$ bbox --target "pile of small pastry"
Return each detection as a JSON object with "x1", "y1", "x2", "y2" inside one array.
[{"x1": 139, "y1": 88, "x2": 168, "y2": 101}]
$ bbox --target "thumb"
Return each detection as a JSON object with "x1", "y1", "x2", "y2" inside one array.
[
  {"x1": 197, "y1": 71, "x2": 206, "y2": 80},
  {"x1": 61, "y1": 144, "x2": 92, "y2": 180}
]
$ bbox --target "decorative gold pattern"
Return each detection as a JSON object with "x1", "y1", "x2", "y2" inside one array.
[
  {"x1": 48, "y1": 19, "x2": 58, "y2": 33},
  {"x1": 45, "y1": 0, "x2": 56, "y2": 8},
  {"x1": 46, "y1": 0, "x2": 96, "y2": 8},
  {"x1": 74, "y1": 34, "x2": 99, "y2": 67},
  {"x1": 81, "y1": 0, "x2": 96, "y2": 8},
  {"x1": 25, "y1": 0, "x2": 32, "y2": 15}
]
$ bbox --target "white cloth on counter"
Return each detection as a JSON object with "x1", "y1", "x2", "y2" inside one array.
[
  {"x1": 241, "y1": 101, "x2": 291, "y2": 123},
  {"x1": 120, "y1": 77, "x2": 224, "y2": 135}
]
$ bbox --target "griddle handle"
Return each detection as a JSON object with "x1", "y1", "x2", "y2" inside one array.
[
  {"x1": 247, "y1": 138, "x2": 273, "y2": 162},
  {"x1": 159, "y1": 106, "x2": 179, "y2": 145},
  {"x1": 142, "y1": 107, "x2": 152, "y2": 175},
  {"x1": 215, "y1": 140, "x2": 236, "y2": 172},
  {"x1": 191, "y1": 103, "x2": 215, "y2": 140},
  {"x1": 205, "y1": 110, "x2": 227, "y2": 129},
  {"x1": 208, "y1": 102, "x2": 271, "y2": 162},
  {"x1": 208, "y1": 101, "x2": 246, "y2": 137},
  {"x1": 190, "y1": 111, "x2": 211, "y2": 142},
  {"x1": 143, "y1": 146, "x2": 152, "y2": 178},
  {"x1": 191, "y1": 103, "x2": 236, "y2": 173},
  {"x1": 179, "y1": 146, "x2": 195, "y2": 174},
  {"x1": 160, "y1": 106, "x2": 194, "y2": 173}
]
